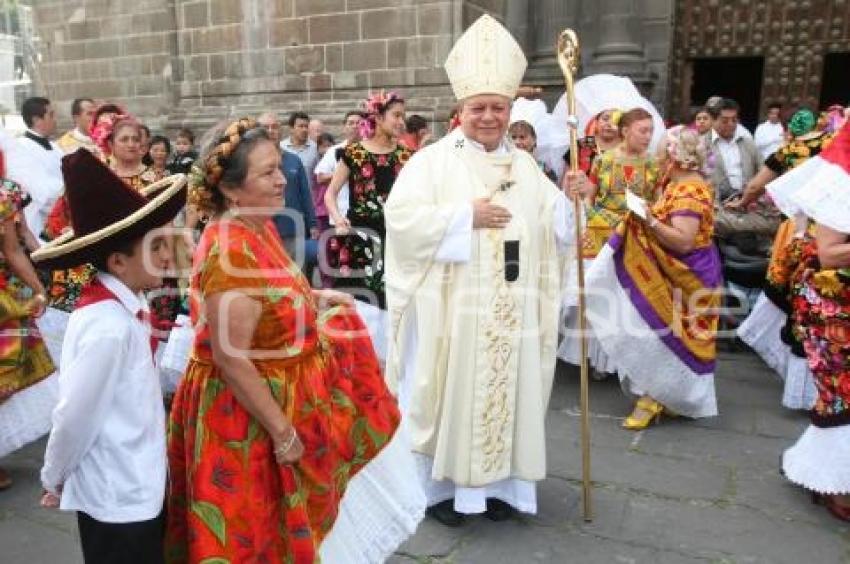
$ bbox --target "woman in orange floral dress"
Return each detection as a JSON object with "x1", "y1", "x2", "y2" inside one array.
[{"x1": 165, "y1": 119, "x2": 423, "y2": 563}]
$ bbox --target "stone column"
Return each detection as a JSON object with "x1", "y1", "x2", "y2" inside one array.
[
  {"x1": 588, "y1": 0, "x2": 648, "y2": 79},
  {"x1": 529, "y1": 0, "x2": 576, "y2": 63},
  {"x1": 504, "y1": 0, "x2": 530, "y2": 53},
  {"x1": 523, "y1": 0, "x2": 579, "y2": 105}
]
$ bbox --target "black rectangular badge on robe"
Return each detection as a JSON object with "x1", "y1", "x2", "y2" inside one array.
[{"x1": 504, "y1": 240, "x2": 519, "y2": 282}]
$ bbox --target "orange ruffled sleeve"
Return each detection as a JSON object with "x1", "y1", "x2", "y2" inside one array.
[{"x1": 199, "y1": 236, "x2": 268, "y2": 299}]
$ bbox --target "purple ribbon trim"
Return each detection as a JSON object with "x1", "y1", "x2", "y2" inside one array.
[{"x1": 608, "y1": 231, "x2": 720, "y2": 375}]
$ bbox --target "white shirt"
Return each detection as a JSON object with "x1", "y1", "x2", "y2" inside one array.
[
  {"x1": 754, "y1": 120, "x2": 785, "y2": 159},
  {"x1": 281, "y1": 137, "x2": 319, "y2": 190},
  {"x1": 16, "y1": 129, "x2": 63, "y2": 239},
  {"x1": 315, "y1": 140, "x2": 350, "y2": 224},
  {"x1": 41, "y1": 273, "x2": 166, "y2": 523},
  {"x1": 712, "y1": 129, "x2": 745, "y2": 193}
]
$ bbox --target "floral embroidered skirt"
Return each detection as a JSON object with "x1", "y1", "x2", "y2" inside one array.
[
  {"x1": 791, "y1": 251, "x2": 850, "y2": 428},
  {"x1": 328, "y1": 225, "x2": 386, "y2": 310}
]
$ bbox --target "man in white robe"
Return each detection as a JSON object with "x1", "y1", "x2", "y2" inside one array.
[
  {"x1": 384, "y1": 14, "x2": 574, "y2": 526},
  {"x1": 17, "y1": 97, "x2": 63, "y2": 242}
]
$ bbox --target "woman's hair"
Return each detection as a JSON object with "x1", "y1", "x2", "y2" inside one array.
[
  {"x1": 189, "y1": 118, "x2": 272, "y2": 215},
  {"x1": 316, "y1": 132, "x2": 336, "y2": 147},
  {"x1": 618, "y1": 107, "x2": 653, "y2": 136},
  {"x1": 149, "y1": 135, "x2": 171, "y2": 155},
  {"x1": 358, "y1": 90, "x2": 404, "y2": 139},
  {"x1": 93, "y1": 103, "x2": 123, "y2": 125},
  {"x1": 91, "y1": 112, "x2": 140, "y2": 156},
  {"x1": 666, "y1": 126, "x2": 707, "y2": 173},
  {"x1": 691, "y1": 106, "x2": 712, "y2": 122},
  {"x1": 508, "y1": 121, "x2": 536, "y2": 139}
]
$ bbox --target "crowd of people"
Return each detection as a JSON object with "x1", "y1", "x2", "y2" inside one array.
[{"x1": 0, "y1": 12, "x2": 847, "y2": 563}]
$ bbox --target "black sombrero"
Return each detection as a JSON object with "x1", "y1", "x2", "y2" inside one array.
[{"x1": 31, "y1": 149, "x2": 187, "y2": 270}]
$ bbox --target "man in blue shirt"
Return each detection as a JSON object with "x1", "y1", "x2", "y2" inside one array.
[{"x1": 258, "y1": 112, "x2": 318, "y2": 279}]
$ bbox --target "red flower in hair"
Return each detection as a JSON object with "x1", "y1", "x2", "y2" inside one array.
[{"x1": 90, "y1": 112, "x2": 137, "y2": 157}]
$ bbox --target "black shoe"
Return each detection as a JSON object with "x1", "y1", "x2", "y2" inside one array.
[
  {"x1": 484, "y1": 499, "x2": 516, "y2": 521},
  {"x1": 426, "y1": 500, "x2": 465, "y2": 527}
]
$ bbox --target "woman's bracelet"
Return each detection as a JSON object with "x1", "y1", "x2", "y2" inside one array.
[{"x1": 274, "y1": 427, "x2": 298, "y2": 459}]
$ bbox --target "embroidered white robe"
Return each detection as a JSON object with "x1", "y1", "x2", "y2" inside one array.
[{"x1": 384, "y1": 129, "x2": 573, "y2": 489}]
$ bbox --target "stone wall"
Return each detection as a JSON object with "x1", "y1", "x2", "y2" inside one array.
[
  {"x1": 30, "y1": 0, "x2": 462, "y2": 135},
  {"x1": 29, "y1": 0, "x2": 675, "y2": 137},
  {"x1": 31, "y1": 0, "x2": 176, "y2": 127}
]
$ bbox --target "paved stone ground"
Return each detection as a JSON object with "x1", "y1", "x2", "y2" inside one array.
[{"x1": 2, "y1": 350, "x2": 849, "y2": 563}]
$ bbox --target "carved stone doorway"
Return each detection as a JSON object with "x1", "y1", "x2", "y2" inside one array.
[
  {"x1": 820, "y1": 52, "x2": 850, "y2": 109},
  {"x1": 689, "y1": 57, "x2": 764, "y2": 131}
]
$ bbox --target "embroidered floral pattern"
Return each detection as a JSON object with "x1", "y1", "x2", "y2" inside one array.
[
  {"x1": 328, "y1": 142, "x2": 411, "y2": 309},
  {"x1": 792, "y1": 239, "x2": 850, "y2": 426},
  {"x1": 583, "y1": 150, "x2": 659, "y2": 259}
]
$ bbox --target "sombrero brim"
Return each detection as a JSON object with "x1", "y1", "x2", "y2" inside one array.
[{"x1": 32, "y1": 174, "x2": 188, "y2": 270}]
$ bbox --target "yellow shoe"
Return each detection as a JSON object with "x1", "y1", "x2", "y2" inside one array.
[{"x1": 622, "y1": 397, "x2": 663, "y2": 430}]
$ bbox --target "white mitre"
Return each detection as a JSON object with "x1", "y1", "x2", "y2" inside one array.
[{"x1": 444, "y1": 14, "x2": 527, "y2": 101}]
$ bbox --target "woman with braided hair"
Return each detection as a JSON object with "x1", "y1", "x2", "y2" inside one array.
[
  {"x1": 165, "y1": 119, "x2": 424, "y2": 563},
  {"x1": 324, "y1": 91, "x2": 411, "y2": 309}
]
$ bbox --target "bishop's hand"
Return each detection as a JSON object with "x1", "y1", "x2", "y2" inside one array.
[
  {"x1": 472, "y1": 198, "x2": 512, "y2": 229},
  {"x1": 563, "y1": 170, "x2": 593, "y2": 200}
]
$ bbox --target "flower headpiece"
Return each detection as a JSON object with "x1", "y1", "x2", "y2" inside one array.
[
  {"x1": 90, "y1": 112, "x2": 138, "y2": 157},
  {"x1": 189, "y1": 117, "x2": 261, "y2": 213},
  {"x1": 358, "y1": 90, "x2": 403, "y2": 139},
  {"x1": 788, "y1": 109, "x2": 817, "y2": 138}
]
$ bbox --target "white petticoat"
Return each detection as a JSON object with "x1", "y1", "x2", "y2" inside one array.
[
  {"x1": 557, "y1": 306, "x2": 618, "y2": 374},
  {"x1": 783, "y1": 424, "x2": 850, "y2": 495},
  {"x1": 354, "y1": 301, "x2": 388, "y2": 363},
  {"x1": 320, "y1": 424, "x2": 426, "y2": 563},
  {"x1": 0, "y1": 308, "x2": 68, "y2": 458},
  {"x1": 159, "y1": 314, "x2": 193, "y2": 394},
  {"x1": 584, "y1": 244, "x2": 718, "y2": 418},
  {"x1": 737, "y1": 293, "x2": 817, "y2": 410}
]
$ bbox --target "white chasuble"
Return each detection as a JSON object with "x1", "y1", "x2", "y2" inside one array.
[{"x1": 384, "y1": 129, "x2": 572, "y2": 491}]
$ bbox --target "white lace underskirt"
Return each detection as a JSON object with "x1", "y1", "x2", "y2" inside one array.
[
  {"x1": 737, "y1": 294, "x2": 817, "y2": 410},
  {"x1": 584, "y1": 244, "x2": 718, "y2": 418},
  {"x1": 320, "y1": 424, "x2": 426, "y2": 563},
  {"x1": 783, "y1": 424, "x2": 850, "y2": 495},
  {"x1": 0, "y1": 373, "x2": 58, "y2": 458},
  {"x1": 557, "y1": 306, "x2": 619, "y2": 374},
  {"x1": 353, "y1": 301, "x2": 388, "y2": 363},
  {"x1": 0, "y1": 308, "x2": 68, "y2": 458}
]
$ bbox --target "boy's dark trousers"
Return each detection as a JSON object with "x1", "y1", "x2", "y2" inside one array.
[{"x1": 77, "y1": 508, "x2": 165, "y2": 564}]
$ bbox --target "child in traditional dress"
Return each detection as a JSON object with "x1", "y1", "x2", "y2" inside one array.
[{"x1": 34, "y1": 149, "x2": 186, "y2": 564}]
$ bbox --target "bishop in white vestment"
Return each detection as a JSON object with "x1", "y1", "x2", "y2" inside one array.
[{"x1": 384, "y1": 14, "x2": 575, "y2": 525}]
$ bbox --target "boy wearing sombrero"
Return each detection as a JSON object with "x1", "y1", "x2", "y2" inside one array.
[{"x1": 35, "y1": 149, "x2": 185, "y2": 564}]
